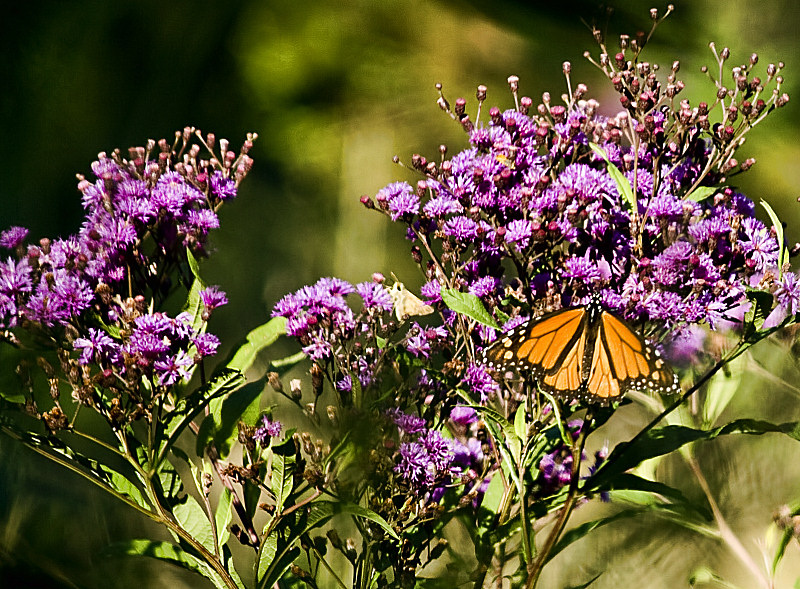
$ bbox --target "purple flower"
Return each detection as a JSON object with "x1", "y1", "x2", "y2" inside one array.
[
  {"x1": 0, "y1": 226, "x2": 28, "y2": 249},
  {"x1": 450, "y1": 405, "x2": 477, "y2": 426},
  {"x1": 210, "y1": 171, "x2": 237, "y2": 201},
  {"x1": 154, "y1": 349, "x2": 194, "y2": 386},
  {"x1": 356, "y1": 281, "x2": 393, "y2": 312},
  {"x1": 424, "y1": 197, "x2": 463, "y2": 218},
  {"x1": 74, "y1": 327, "x2": 120, "y2": 365},
  {"x1": 394, "y1": 442, "x2": 435, "y2": 490},
  {"x1": 504, "y1": 220, "x2": 532, "y2": 251},
  {"x1": 253, "y1": 416, "x2": 282, "y2": 444},
  {"x1": 150, "y1": 171, "x2": 205, "y2": 217},
  {"x1": 184, "y1": 209, "x2": 220, "y2": 234},
  {"x1": 200, "y1": 286, "x2": 228, "y2": 312},
  {"x1": 419, "y1": 430, "x2": 454, "y2": 471},
  {"x1": 468, "y1": 276, "x2": 500, "y2": 298},
  {"x1": 192, "y1": 332, "x2": 220, "y2": 357},
  {"x1": 0, "y1": 258, "x2": 32, "y2": 297},
  {"x1": 461, "y1": 362, "x2": 499, "y2": 402},
  {"x1": 739, "y1": 217, "x2": 779, "y2": 272},
  {"x1": 775, "y1": 272, "x2": 800, "y2": 316},
  {"x1": 443, "y1": 216, "x2": 479, "y2": 242},
  {"x1": 387, "y1": 409, "x2": 427, "y2": 435}
]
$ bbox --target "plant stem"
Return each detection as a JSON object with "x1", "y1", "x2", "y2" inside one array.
[
  {"x1": 525, "y1": 419, "x2": 589, "y2": 588},
  {"x1": 687, "y1": 456, "x2": 772, "y2": 589}
]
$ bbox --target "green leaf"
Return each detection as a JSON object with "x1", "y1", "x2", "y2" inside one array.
[
  {"x1": 256, "y1": 499, "x2": 398, "y2": 588},
  {"x1": 329, "y1": 501, "x2": 399, "y2": 541},
  {"x1": 159, "y1": 368, "x2": 245, "y2": 462},
  {"x1": 196, "y1": 376, "x2": 264, "y2": 457},
  {"x1": 589, "y1": 142, "x2": 634, "y2": 211},
  {"x1": 226, "y1": 317, "x2": 288, "y2": 375},
  {"x1": 588, "y1": 419, "x2": 800, "y2": 491},
  {"x1": 174, "y1": 495, "x2": 215, "y2": 553},
  {"x1": 271, "y1": 437, "x2": 296, "y2": 513},
  {"x1": 183, "y1": 277, "x2": 206, "y2": 335},
  {"x1": 479, "y1": 473, "x2": 505, "y2": 516},
  {"x1": 104, "y1": 539, "x2": 207, "y2": 575},
  {"x1": 440, "y1": 289, "x2": 499, "y2": 328},
  {"x1": 761, "y1": 199, "x2": 787, "y2": 271},
  {"x1": 684, "y1": 186, "x2": 718, "y2": 203},
  {"x1": 0, "y1": 389, "x2": 26, "y2": 403},
  {"x1": 186, "y1": 247, "x2": 202, "y2": 282},
  {"x1": 215, "y1": 488, "x2": 233, "y2": 550},
  {"x1": 104, "y1": 540, "x2": 238, "y2": 589},
  {"x1": 565, "y1": 573, "x2": 603, "y2": 589},
  {"x1": 468, "y1": 403, "x2": 521, "y2": 467},
  {"x1": 513, "y1": 405, "x2": 527, "y2": 444},
  {"x1": 100, "y1": 464, "x2": 151, "y2": 510},
  {"x1": 743, "y1": 289, "x2": 776, "y2": 338},
  {"x1": 702, "y1": 355, "x2": 744, "y2": 428}
]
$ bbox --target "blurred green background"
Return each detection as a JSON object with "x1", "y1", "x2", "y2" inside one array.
[{"x1": 2, "y1": 1, "x2": 800, "y2": 587}]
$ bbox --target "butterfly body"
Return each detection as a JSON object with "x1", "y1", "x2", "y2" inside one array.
[{"x1": 480, "y1": 297, "x2": 679, "y2": 404}]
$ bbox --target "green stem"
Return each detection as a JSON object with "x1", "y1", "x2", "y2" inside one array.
[
  {"x1": 525, "y1": 413, "x2": 590, "y2": 588},
  {"x1": 141, "y1": 472, "x2": 238, "y2": 589},
  {"x1": 518, "y1": 466, "x2": 533, "y2": 565},
  {"x1": 687, "y1": 456, "x2": 772, "y2": 589}
]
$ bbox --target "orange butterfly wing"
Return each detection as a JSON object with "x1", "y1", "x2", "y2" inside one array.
[
  {"x1": 481, "y1": 302, "x2": 680, "y2": 403},
  {"x1": 481, "y1": 307, "x2": 590, "y2": 397}
]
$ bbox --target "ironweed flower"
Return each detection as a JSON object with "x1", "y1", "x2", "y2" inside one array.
[{"x1": 0, "y1": 128, "x2": 255, "y2": 427}]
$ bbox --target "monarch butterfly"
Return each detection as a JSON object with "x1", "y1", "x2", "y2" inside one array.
[{"x1": 480, "y1": 296, "x2": 680, "y2": 403}]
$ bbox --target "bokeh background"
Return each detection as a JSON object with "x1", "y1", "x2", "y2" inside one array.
[{"x1": 2, "y1": 1, "x2": 800, "y2": 587}]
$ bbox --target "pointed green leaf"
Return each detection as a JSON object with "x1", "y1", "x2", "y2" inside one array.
[
  {"x1": 702, "y1": 355, "x2": 744, "y2": 428},
  {"x1": 226, "y1": 317, "x2": 288, "y2": 375},
  {"x1": 513, "y1": 405, "x2": 527, "y2": 444},
  {"x1": 0, "y1": 390, "x2": 25, "y2": 403},
  {"x1": 588, "y1": 420, "x2": 800, "y2": 491},
  {"x1": 441, "y1": 289, "x2": 499, "y2": 328},
  {"x1": 271, "y1": 437, "x2": 296, "y2": 513},
  {"x1": 684, "y1": 186, "x2": 718, "y2": 203},
  {"x1": 196, "y1": 376, "x2": 264, "y2": 457},
  {"x1": 159, "y1": 368, "x2": 245, "y2": 462},
  {"x1": 479, "y1": 473, "x2": 505, "y2": 516},
  {"x1": 589, "y1": 142, "x2": 634, "y2": 211},
  {"x1": 215, "y1": 488, "x2": 233, "y2": 550},
  {"x1": 761, "y1": 199, "x2": 787, "y2": 271},
  {"x1": 174, "y1": 495, "x2": 215, "y2": 553},
  {"x1": 104, "y1": 539, "x2": 237, "y2": 589}
]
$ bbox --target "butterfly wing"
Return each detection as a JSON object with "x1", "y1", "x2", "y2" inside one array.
[
  {"x1": 389, "y1": 282, "x2": 434, "y2": 321},
  {"x1": 481, "y1": 303, "x2": 679, "y2": 404},
  {"x1": 588, "y1": 311, "x2": 680, "y2": 400},
  {"x1": 481, "y1": 307, "x2": 590, "y2": 397}
]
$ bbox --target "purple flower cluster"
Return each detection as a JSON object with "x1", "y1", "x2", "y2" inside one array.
[
  {"x1": 391, "y1": 413, "x2": 457, "y2": 494},
  {"x1": 0, "y1": 136, "x2": 247, "y2": 334},
  {"x1": 368, "y1": 101, "x2": 785, "y2": 349},
  {"x1": 73, "y1": 309, "x2": 220, "y2": 387},
  {"x1": 253, "y1": 415, "x2": 283, "y2": 444}
]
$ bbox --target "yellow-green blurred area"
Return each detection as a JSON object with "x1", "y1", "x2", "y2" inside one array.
[{"x1": 2, "y1": 0, "x2": 800, "y2": 587}]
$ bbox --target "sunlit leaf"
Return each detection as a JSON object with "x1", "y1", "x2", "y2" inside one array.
[
  {"x1": 226, "y1": 317, "x2": 288, "y2": 375},
  {"x1": 761, "y1": 199, "x2": 787, "y2": 272},
  {"x1": 588, "y1": 419, "x2": 800, "y2": 491},
  {"x1": 271, "y1": 437, "x2": 296, "y2": 514},
  {"x1": 196, "y1": 376, "x2": 264, "y2": 457},
  {"x1": 702, "y1": 355, "x2": 744, "y2": 428},
  {"x1": 589, "y1": 142, "x2": 634, "y2": 211},
  {"x1": 160, "y1": 368, "x2": 245, "y2": 462},
  {"x1": 441, "y1": 289, "x2": 499, "y2": 328},
  {"x1": 684, "y1": 186, "x2": 718, "y2": 203},
  {"x1": 174, "y1": 495, "x2": 215, "y2": 553},
  {"x1": 215, "y1": 488, "x2": 233, "y2": 550}
]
